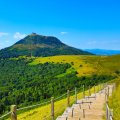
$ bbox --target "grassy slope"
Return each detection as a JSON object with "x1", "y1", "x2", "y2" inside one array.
[
  {"x1": 30, "y1": 55, "x2": 96, "y2": 76},
  {"x1": 11, "y1": 85, "x2": 100, "y2": 120},
  {"x1": 30, "y1": 55, "x2": 120, "y2": 76},
  {"x1": 109, "y1": 77, "x2": 120, "y2": 120},
  {"x1": 6, "y1": 55, "x2": 120, "y2": 119}
]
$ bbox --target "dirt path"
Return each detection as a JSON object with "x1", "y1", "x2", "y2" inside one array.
[{"x1": 57, "y1": 85, "x2": 113, "y2": 120}]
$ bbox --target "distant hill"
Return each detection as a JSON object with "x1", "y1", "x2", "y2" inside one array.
[
  {"x1": 85, "y1": 49, "x2": 120, "y2": 55},
  {"x1": 0, "y1": 33, "x2": 92, "y2": 58}
]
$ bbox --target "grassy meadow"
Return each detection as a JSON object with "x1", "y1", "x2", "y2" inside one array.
[
  {"x1": 1, "y1": 54, "x2": 120, "y2": 120},
  {"x1": 30, "y1": 55, "x2": 120, "y2": 76}
]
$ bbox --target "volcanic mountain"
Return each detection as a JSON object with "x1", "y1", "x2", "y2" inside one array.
[{"x1": 0, "y1": 33, "x2": 93, "y2": 58}]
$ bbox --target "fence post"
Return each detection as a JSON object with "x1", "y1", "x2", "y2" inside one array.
[
  {"x1": 11, "y1": 105, "x2": 17, "y2": 120},
  {"x1": 97, "y1": 84, "x2": 99, "y2": 92},
  {"x1": 110, "y1": 109, "x2": 113, "y2": 118},
  {"x1": 106, "y1": 103, "x2": 109, "y2": 120},
  {"x1": 67, "y1": 90, "x2": 70, "y2": 107},
  {"x1": 112, "y1": 85, "x2": 114, "y2": 93},
  {"x1": 99, "y1": 84, "x2": 101, "y2": 91},
  {"x1": 51, "y1": 97, "x2": 54, "y2": 120},
  {"x1": 100, "y1": 84, "x2": 102, "y2": 90},
  {"x1": 102, "y1": 83, "x2": 104, "y2": 90},
  {"x1": 83, "y1": 109, "x2": 85, "y2": 118},
  {"x1": 94, "y1": 85, "x2": 96, "y2": 95},
  {"x1": 89, "y1": 85, "x2": 91, "y2": 96},
  {"x1": 72, "y1": 108, "x2": 74, "y2": 117},
  {"x1": 83, "y1": 85, "x2": 85, "y2": 98},
  {"x1": 108, "y1": 86, "x2": 110, "y2": 97},
  {"x1": 105, "y1": 89, "x2": 108, "y2": 103},
  {"x1": 103, "y1": 82, "x2": 105, "y2": 89},
  {"x1": 75, "y1": 87, "x2": 77, "y2": 104}
]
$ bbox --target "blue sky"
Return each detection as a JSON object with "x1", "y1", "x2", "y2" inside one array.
[{"x1": 0, "y1": 0, "x2": 120, "y2": 50}]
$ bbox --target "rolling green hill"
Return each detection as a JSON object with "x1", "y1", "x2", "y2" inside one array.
[
  {"x1": 0, "y1": 33, "x2": 92, "y2": 58},
  {"x1": 0, "y1": 54, "x2": 120, "y2": 118}
]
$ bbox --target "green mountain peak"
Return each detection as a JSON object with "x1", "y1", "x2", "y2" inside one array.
[{"x1": 0, "y1": 33, "x2": 93, "y2": 58}]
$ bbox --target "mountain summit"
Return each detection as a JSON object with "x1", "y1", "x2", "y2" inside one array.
[{"x1": 0, "y1": 33, "x2": 92, "y2": 58}]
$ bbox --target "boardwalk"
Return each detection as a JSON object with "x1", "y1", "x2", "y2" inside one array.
[{"x1": 57, "y1": 85, "x2": 113, "y2": 120}]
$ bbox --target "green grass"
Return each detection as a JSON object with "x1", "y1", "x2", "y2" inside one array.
[
  {"x1": 30, "y1": 55, "x2": 120, "y2": 77},
  {"x1": 109, "y1": 78, "x2": 120, "y2": 120},
  {"x1": 7, "y1": 85, "x2": 100, "y2": 120},
  {"x1": 2, "y1": 54, "x2": 120, "y2": 120}
]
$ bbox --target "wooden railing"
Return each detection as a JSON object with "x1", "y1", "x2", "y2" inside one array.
[
  {"x1": 106, "y1": 104, "x2": 113, "y2": 120},
  {"x1": 105, "y1": 83, "x2": 116, "y2": 120},
  {"x1": 0, "y1": 83, "x2": 114, "y2": 120}
]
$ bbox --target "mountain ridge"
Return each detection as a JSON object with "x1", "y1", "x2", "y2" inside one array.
[
  {"x1": 0, "y1": 33, "x2": 93, "y2": 58},
  {"x1": 85, "y1": 49, "x2": 120, "y2": 55}
]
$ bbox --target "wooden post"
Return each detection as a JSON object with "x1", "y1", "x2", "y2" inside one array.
[
  {"x1": 67, "y1": 90, "x2": 70, "y2": 107},
  {"x1": 83, "y1": 109, "x2": 85, "y2": 118},
  {"x1": 105, "y1": 88, "x2": 107, "y2": 101},
  {"x1": 106, "y1": 103, "x2": 108, "y2": 120},
  {"x1": 103, "y1": 82, "x2": 105, "y2": 89},
  {"x1": 83, "y1": 85, "x2": 85, "y2": 98},
  {"x1": 97, "y1": 84, "x2": 99, "y2": 92},
  {"x1": 89, "y1": 85, "x2": 91, "y2": 96},
  {"x1": 51, "y1": 97, "x2": 54, "y2": 120},
  {"x1": 108, "y1": 86, "x2": 109, "y2": 97},
  {"x1": 99, "y1": 84, "x2": 101, "y2": 91},
  {"x1": 102, "y1": 83, "x2": 104, "y2": 90},
  {"x1": 106, "y1": 83, "x2": 108, "y2": 88},
  {"x1": 112, "y1": 84, "x2": 114, "y2": 93},
  {"x1": 88, "y1": 105, "x2": 91, "y2": 109},
  {"x1": 79, "y1": 104, "x2": 81, "y2": 109},
  {"x1": 75, "y1": 87, "x2": 77, "y2": 104},
  {"x1": 94, "y1": 85, "x2": 95, "y2": 94},
  {"x1": 72, "y1": 108, "x2": 74, "y2": 117},
  {"x1": 11, "y1": 105, "x2": 17, "y2": 120},
  {"x1": 100, "y1": 84, "x2": 102, "y2": 91},
  {"x1": 110, "y1": 109, "x2": 113, "y2": 118},
  {"x1": 94, "y1": 85, "x2": 96, "y2": 97},
  {"x1": 111, "y1": 83, "x2": 116, "y2": 93},
  {"x1": 105, "y1": 89, "x2": 108, "y2": 103}
]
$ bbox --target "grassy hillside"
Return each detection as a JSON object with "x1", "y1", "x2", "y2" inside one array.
[
  {"x1": 7, "y1": 85, "x2": 100, "y2": 120},
  {"x1": 31, "y1": 55, "x2": 120, "y2": 76},
  {"x1": 0, "y1": 55, "x2": 120, "y2": 119},
  {"x1": 30, "y1": 55, "x2": 95, "y2": 76}
]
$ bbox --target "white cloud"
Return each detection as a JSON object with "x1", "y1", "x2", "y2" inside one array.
[
  {"x1": 14, "y1": 32, "x2": 26, "y2": 40},
  {"x1": 60, "y1": 32, "x2": 68, "y2": 35},
  {"x1": 0, "y1": 32, "x2": 8, "y2": 37}
]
